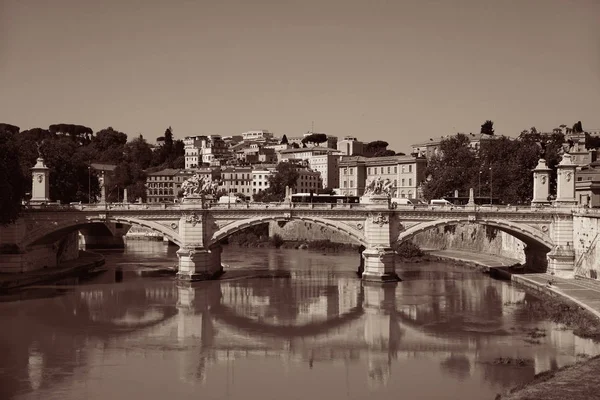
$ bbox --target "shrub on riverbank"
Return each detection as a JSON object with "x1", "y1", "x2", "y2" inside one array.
[
  {"x1": 393, "y1": 241, "x2": 424, "y2": 259},
  {"x1": 519, "y1": 295, "x2": 600, "y2": 340}
]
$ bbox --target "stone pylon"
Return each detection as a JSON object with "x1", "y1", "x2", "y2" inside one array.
[
  {"x1": 30, "y1": 157, "x2": 50, "y2": 204},
  {"x1": 532, "y1": 159, "x2": 552, "y2": 205}
]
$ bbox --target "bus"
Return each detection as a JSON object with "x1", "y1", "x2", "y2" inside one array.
[{"x1": 291, "y1": 193, "x2": 360, "y2": 204}]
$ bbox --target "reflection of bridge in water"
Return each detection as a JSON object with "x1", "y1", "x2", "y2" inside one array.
[
  {"x1": 73, "y1": 275, "x2": 599, "y2": 386},
  {"x1": 4, "y1": 272, "x2": 599, "y2": 399}
]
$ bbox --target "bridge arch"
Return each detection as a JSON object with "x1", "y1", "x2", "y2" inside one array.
[
  {"x1": 395, "y1": 217, "x2": 554, "y2": 251},
  {"x1": 22, "y1": 216, "x2": 183, "y2": 249},
  {"x1": 209, "y1": 215, "x2": 367, "y2": 247}
]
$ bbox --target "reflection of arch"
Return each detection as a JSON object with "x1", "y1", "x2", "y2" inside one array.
[
  {"x1": 31, "y1": 289, "x2": 179, "y2": 338},
  {"x1": 209, "y1": 216, "x2": 366, "y2": 247},
  {"x1": 22, "y1": 216, "x2": 182, "y2": 248},
  {"x1": 210, "y1": 303, "x2": 364, "y2": 338},
  {"x1": 396, "y1": 218, "x2": 553, "y2": 251}
]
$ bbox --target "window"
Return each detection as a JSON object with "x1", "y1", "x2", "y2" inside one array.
[
  {"x1": 394, "y1": 166, "x2": 397, "y2": 173},
  {"x1": 401, "y1": 179, "x2": 405, "y2": 186},
  {"x1": 387, "y1": 167, "x2": 390, "y2": 174},
  {"x1": 408, "y1": 178, "x2": 412, "y2": 186},
  {"x1": 343, "y1": 181, "x2": 347, "y2": 188},
  {"x1": 350, "y1": 180, "x2": 354, "y2": 187},
  {"x1": 401, "y1": 166, "x2": 405, "y2": 173},
  {"x1": 408, "y1": 165, "x2": 413, "y2": 173}
]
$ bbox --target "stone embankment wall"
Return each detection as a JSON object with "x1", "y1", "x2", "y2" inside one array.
[
  {"x1": 268, "y1": 221, "x2": 360, "y2": 244},
  {"x1": 409, "y1": 224, "x2": 526, "y2": 263},
  {"x1": 268, "y1": 220, "x2": 526, "y2": 263},
  {"x1": 573, "y1": 214, "x2": 600, "y2": 280},
  {"x1": 0, "y1": 228, "x2": 80, "y2": 273}
]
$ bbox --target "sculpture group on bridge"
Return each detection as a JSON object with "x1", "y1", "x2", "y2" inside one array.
[
  {"x1": 181, "y1": 174, "x2": 221, "y2": 198},
  {"x1": 364, "y1": 177, "x2": 394, "y2": 197}
]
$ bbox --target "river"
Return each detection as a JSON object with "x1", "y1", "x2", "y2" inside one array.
[{"x1": 1, "y1": 241, "x2": 599, "y2": 400}]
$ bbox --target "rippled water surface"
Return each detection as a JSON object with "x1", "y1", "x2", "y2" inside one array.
[{"x1": 1, "y1": 241, "x2": 599, "y2": 400}]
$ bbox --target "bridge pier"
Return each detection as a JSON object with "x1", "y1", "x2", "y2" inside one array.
[
  {"x1": 361, "y1": 248, "x2": 399, "y2": 282},
  {"x1": 361, "y1": 210, "x2": 400, "y2": 282},
  {"x1": 176, "y1": 245, "x2": 223, "y2": 281}
]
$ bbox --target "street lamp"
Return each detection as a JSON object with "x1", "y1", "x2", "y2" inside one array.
[
  {"x1": 489, "y1": 166, "x2": 493, "y2": 205},
  {"x1": 88, "y1": 165, "x2": 91, "y2": 204},
  {"x1": 478, "y1": 170, "x2": 482, "y2": 199}
]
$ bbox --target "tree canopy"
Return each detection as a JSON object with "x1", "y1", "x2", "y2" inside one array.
[
  {"x1": 0, "y1": 129, "x2": 25, "y2": 224},
  {"x1": 301, "y1": 133, "x2": 327, "y2": 146},
  {"x1": 253, "y1": 163, "x2": 299, "y2": 202},
  {"x1": 480, "y1": 120, "x2": 495, "y2": 135}
]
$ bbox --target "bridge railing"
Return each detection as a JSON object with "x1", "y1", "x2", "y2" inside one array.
[{"x1": 21, "y1": 202, "x2": 582, "y2": 214}]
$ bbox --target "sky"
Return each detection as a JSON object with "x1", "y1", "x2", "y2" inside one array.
[{"x1": 1, "y1": 0, "x2": 599, "y2": 153}]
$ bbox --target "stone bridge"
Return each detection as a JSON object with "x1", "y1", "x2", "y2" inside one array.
[{"x1": 3, "y1": 200, "x2": 578, "y2": 280}]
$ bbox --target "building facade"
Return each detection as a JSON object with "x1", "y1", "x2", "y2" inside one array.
[
  {"x1": 220, "y1": 166, "x2": 253, "y2": 198},
  {"x1": 146, "y1": 169, "x2": 195, "y2": 203},
  {"x1": 576, "y1": 160, "x2": 600, "y2": 207},
  {"x1": 308, "y1": 153, "x2": 340, "y2": 189},
  {"x1": 336, "y1": 136, "x2": 365, "y2": 156},
  {"x1": 338, "y1": 155, "x2": 427, "y2": 197},
  {"x1": 252, "y1": 168, "x2": 275, "y2": 196}
]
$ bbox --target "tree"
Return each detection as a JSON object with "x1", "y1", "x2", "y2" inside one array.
[
  {"x1": 364, "y1": 140, "x2": 390, "y2": 156},
  {"x1": 49, "y1": 124, "x2": 93, "y2": 145},
  {"x1": 40, "y1": 137, "x2": 100, "y2": 203},
  {"x1": 88, "y1": 127, "x2": 128, "y2": 164},
  {"x1": 585, "y1": 133, "x2": 600, "y2": 150},
  {"x1": 0, "y1": 123, "x2": 20, "y2": 135},
  {"x1": 0, "y1": 129, "x2": 25, "y2": 224},
  {"x1": 480, "y1": 120, "x2": 494, "y2": 135},
  {"x1": 301, "y1": 133, "x2": 327, "y2": 146},
  {"x1": 421, "y1": 134, "x2": 478, "y2": 200},
  {"x1": 280, "y1": 134, "x2": 289, "y2": 145},
  {"x1": 124, "y1": 136, "x2": 153, "y2": 169},
  {"x1": 253, "y1": 163, "x2": 299, "y2": 202}
]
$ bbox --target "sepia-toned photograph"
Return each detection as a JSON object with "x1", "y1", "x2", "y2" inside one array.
[{"x1": 1, "y1": 1, "x2": 599, "y2": 399}]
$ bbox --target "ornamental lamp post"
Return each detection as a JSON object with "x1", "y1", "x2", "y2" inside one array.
[{"x1": 489, "y1": 166, "x2": 493, "y2": 205}]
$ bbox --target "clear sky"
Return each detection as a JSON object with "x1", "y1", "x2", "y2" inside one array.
[{"x1": 1, "y1": 0, "x2": 599, "y2": 153}]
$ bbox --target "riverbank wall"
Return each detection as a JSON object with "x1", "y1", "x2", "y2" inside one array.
[
  {"x1": 268, "y1": 221, "x2": 526, "y2": 262},
  {"x1": 0, "y1": 250, "x2": 105, "y2": 292},
  {"x1": 0, "y1": 231, "x2": 81, "y2": 273},
  {"x1": 573, "y1": 213, "x2": 600, "y2": 280}
]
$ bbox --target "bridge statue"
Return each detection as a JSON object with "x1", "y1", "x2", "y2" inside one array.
[
  {"x1": 181, "y1": 174, "x2": 221, "y2": 198},
  {"x1": 364, "y1": 177, "x2": 393, "y2": 197}
]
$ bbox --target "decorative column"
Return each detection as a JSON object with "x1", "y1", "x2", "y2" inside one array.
[
  {"x1": 177, "y1": 211, "x2": 223, "y2": 281},
  {"x1": 30, "y1": 157, "x2": 50, "y2": 204},
  {"x1": 99, "y1": 171, "x2": 106, "y2": 203},
  {"x1": 554, "y1": 153, "x2": 578, "y2": 207},
  {"x1": 531, "y1": 159, "x2": 552, "y2": 205},
  {"x1": 362, "y1": 211, "x2": 400, "y2": 282}
]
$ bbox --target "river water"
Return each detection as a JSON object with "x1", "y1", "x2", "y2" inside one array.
[{"x1": 1, "y1": 241, "x2": 599, "y2": 400}]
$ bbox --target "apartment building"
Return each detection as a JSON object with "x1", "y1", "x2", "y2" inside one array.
[
  {"x1": 220, "y1": 166, "x2": 253, "y2": 198},
  {"x1": 184, "y1": 135, "x2": 228, "y2": 169},
  {"x1": 252, "y1": 168, "x2": 275, "y2": 196},
  {"x1": 338, "y1": 155, "x2": 427, "y2": 197},
  {"x1": 241, "y1": 130, "x2": 274, "y2": 141},
  {"x1": 336, "y1": 136, "x2": 365, "y2": 156},
  {"x1": 146, "y1": 169, "x2": 194, "y2": 203},
  {"x1": 308, "y1": 153, "x2": 340, "y2": 189}
]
